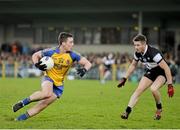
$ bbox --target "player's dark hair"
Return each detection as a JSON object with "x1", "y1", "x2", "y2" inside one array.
[
  {"x1": 58, "y1": 32, "x2": 73, "y2": 45},
  {"x1": 133, "y1": 34, "x2": 147, "y2": 43}
]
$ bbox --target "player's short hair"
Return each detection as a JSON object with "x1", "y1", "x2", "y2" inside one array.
[
  {"x1": 133, "y1": 34, "x2": 147, "y2": 43},
  {"x1": 58, "y1": 32, "x2": 73, "y2": 45}
]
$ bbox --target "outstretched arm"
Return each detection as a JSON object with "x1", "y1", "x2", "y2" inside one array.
[
  {"x1": 124, "y1": 59, "x2": 138, "y2": 79},
  {"x1": 159, "y1": 59, "x2": 174, "y2": 97},
  {"x1": 158, "y1": 59, "x2": 172, "y2": 85},
  {"x1": 117, "y1": 59, "x2": 138, "y2": 87},
  {"x1": 78, "y1": 57, "x2": 92, "y2": 71},
  {"x1": 76, "y1": 57, "x2": 92, "y2": 77}
]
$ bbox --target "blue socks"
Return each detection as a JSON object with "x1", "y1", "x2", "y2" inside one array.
[
  {"x1": 16, "y1": 112, "x2": 30, "y2": 121},
  {"x1": 22, "y1": 97, "x2": 31, "y2": 106},
  {"x1": 15, "y1": 98, "x2": 31, "y2": 121}
]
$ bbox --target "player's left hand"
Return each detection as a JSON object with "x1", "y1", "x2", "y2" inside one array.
[
  {"x1": 167, "y1": 84, "x2": 174, "y2": 97},
  {"x1": 35, "y1": 61, "x2": 47, "y2": 71},
  {"x1": 76, "y1": 68, "x2": 87, "y2": 77}
]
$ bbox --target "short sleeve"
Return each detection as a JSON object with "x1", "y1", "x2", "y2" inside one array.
[
  {"x1": 151, "y1": 48, "x2": 163, "y2": 64},
  {"x1": 153, "y1": 53, "x2": 163, "y2": 64},
  {"x1": 70, "y1": 51, "x2": 81, "y2": 62},
  {"x1": 41, "y1": 48, "x2": 55, "y2": 57}
]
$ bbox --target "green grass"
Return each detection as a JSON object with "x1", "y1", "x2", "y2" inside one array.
[{"x1": 0, "y1": 78, "x2": 180, "y2": 129}]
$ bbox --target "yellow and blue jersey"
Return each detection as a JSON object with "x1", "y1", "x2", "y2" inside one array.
[{"x1": 41, "y1": 47, "x2": 81, "y2": 86}]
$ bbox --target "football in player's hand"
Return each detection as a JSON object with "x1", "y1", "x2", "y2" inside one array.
[{"x1": 40, "y1": 56, "x2": 54, "y2": 70}]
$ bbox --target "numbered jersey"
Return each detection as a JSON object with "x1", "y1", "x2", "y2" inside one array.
[
  {"x1": 41, "y1": 47, "x2": 81, "y2": 86},
  {"x1": 134, "y1": 45, "x2": 164, "y2": 70}
]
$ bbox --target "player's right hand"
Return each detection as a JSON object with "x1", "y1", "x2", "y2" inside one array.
[
  {"x1": 35, "y1": 61, "x2": 47, "y2": 71},
  {"x1": 167, "y1": 84, "x2": 174, "y2": 97},
  {"x1": 117, "y1": 77, "x2": 127, "y2": 88}
]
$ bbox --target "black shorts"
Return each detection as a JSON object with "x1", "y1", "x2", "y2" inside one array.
[{"x1": 144, "y1": 66, "x2": 166, "y2": 82}]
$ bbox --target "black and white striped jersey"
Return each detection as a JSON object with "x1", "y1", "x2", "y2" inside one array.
[{"x1": 134, "y1": 45, "x2": 164, "y2": 70}]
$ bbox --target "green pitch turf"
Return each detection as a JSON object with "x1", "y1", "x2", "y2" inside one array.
[{"x1": 0, "y1": 78, "x2": 180, "y2": 129}]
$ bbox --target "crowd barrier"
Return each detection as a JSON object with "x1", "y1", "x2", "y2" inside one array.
[{"x1": 0, "y1": 62, "x2": 179, "y2": 83}]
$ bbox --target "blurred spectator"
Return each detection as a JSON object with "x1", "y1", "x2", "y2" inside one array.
[
  {"x1": 100, "y1": 53, "x2": 115, "y2": 84},
  {"x1": 0, "y1": 42, "x2": 179, "y2": 84},
  {"x1": 11, "y1": 43, "x2": 18, "y2": 55},
  {"x1": 11, "y1": 40, "x2": 22, "y2": 55}
]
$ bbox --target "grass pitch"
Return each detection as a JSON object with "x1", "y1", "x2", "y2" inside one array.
[{"x1": 0, "y1": 78, "x2": 180, "y2": 129}]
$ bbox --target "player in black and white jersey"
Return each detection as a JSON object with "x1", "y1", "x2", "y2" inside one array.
[
  {"x1": 101, "y1": 53, "x2": 115, "y2": 84},
  {"x1": 117, "y1": 34, "x2": 174, "y2": 120}
]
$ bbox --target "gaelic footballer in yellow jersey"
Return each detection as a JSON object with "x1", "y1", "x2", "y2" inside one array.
[
  {"x1": 42, "y1": 47, "x2": 81, "y2": 86},
  {"x1": 13, "y1": 32, "x2": 92, "y2": 121}
]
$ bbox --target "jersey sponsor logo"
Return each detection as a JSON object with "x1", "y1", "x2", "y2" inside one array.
[
  {"x1": 66, "y1": 60, "x2": 70, "y2": 65},
  {"x1": 153, "y1": 53, "x2": 162, "y2": 63}
]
